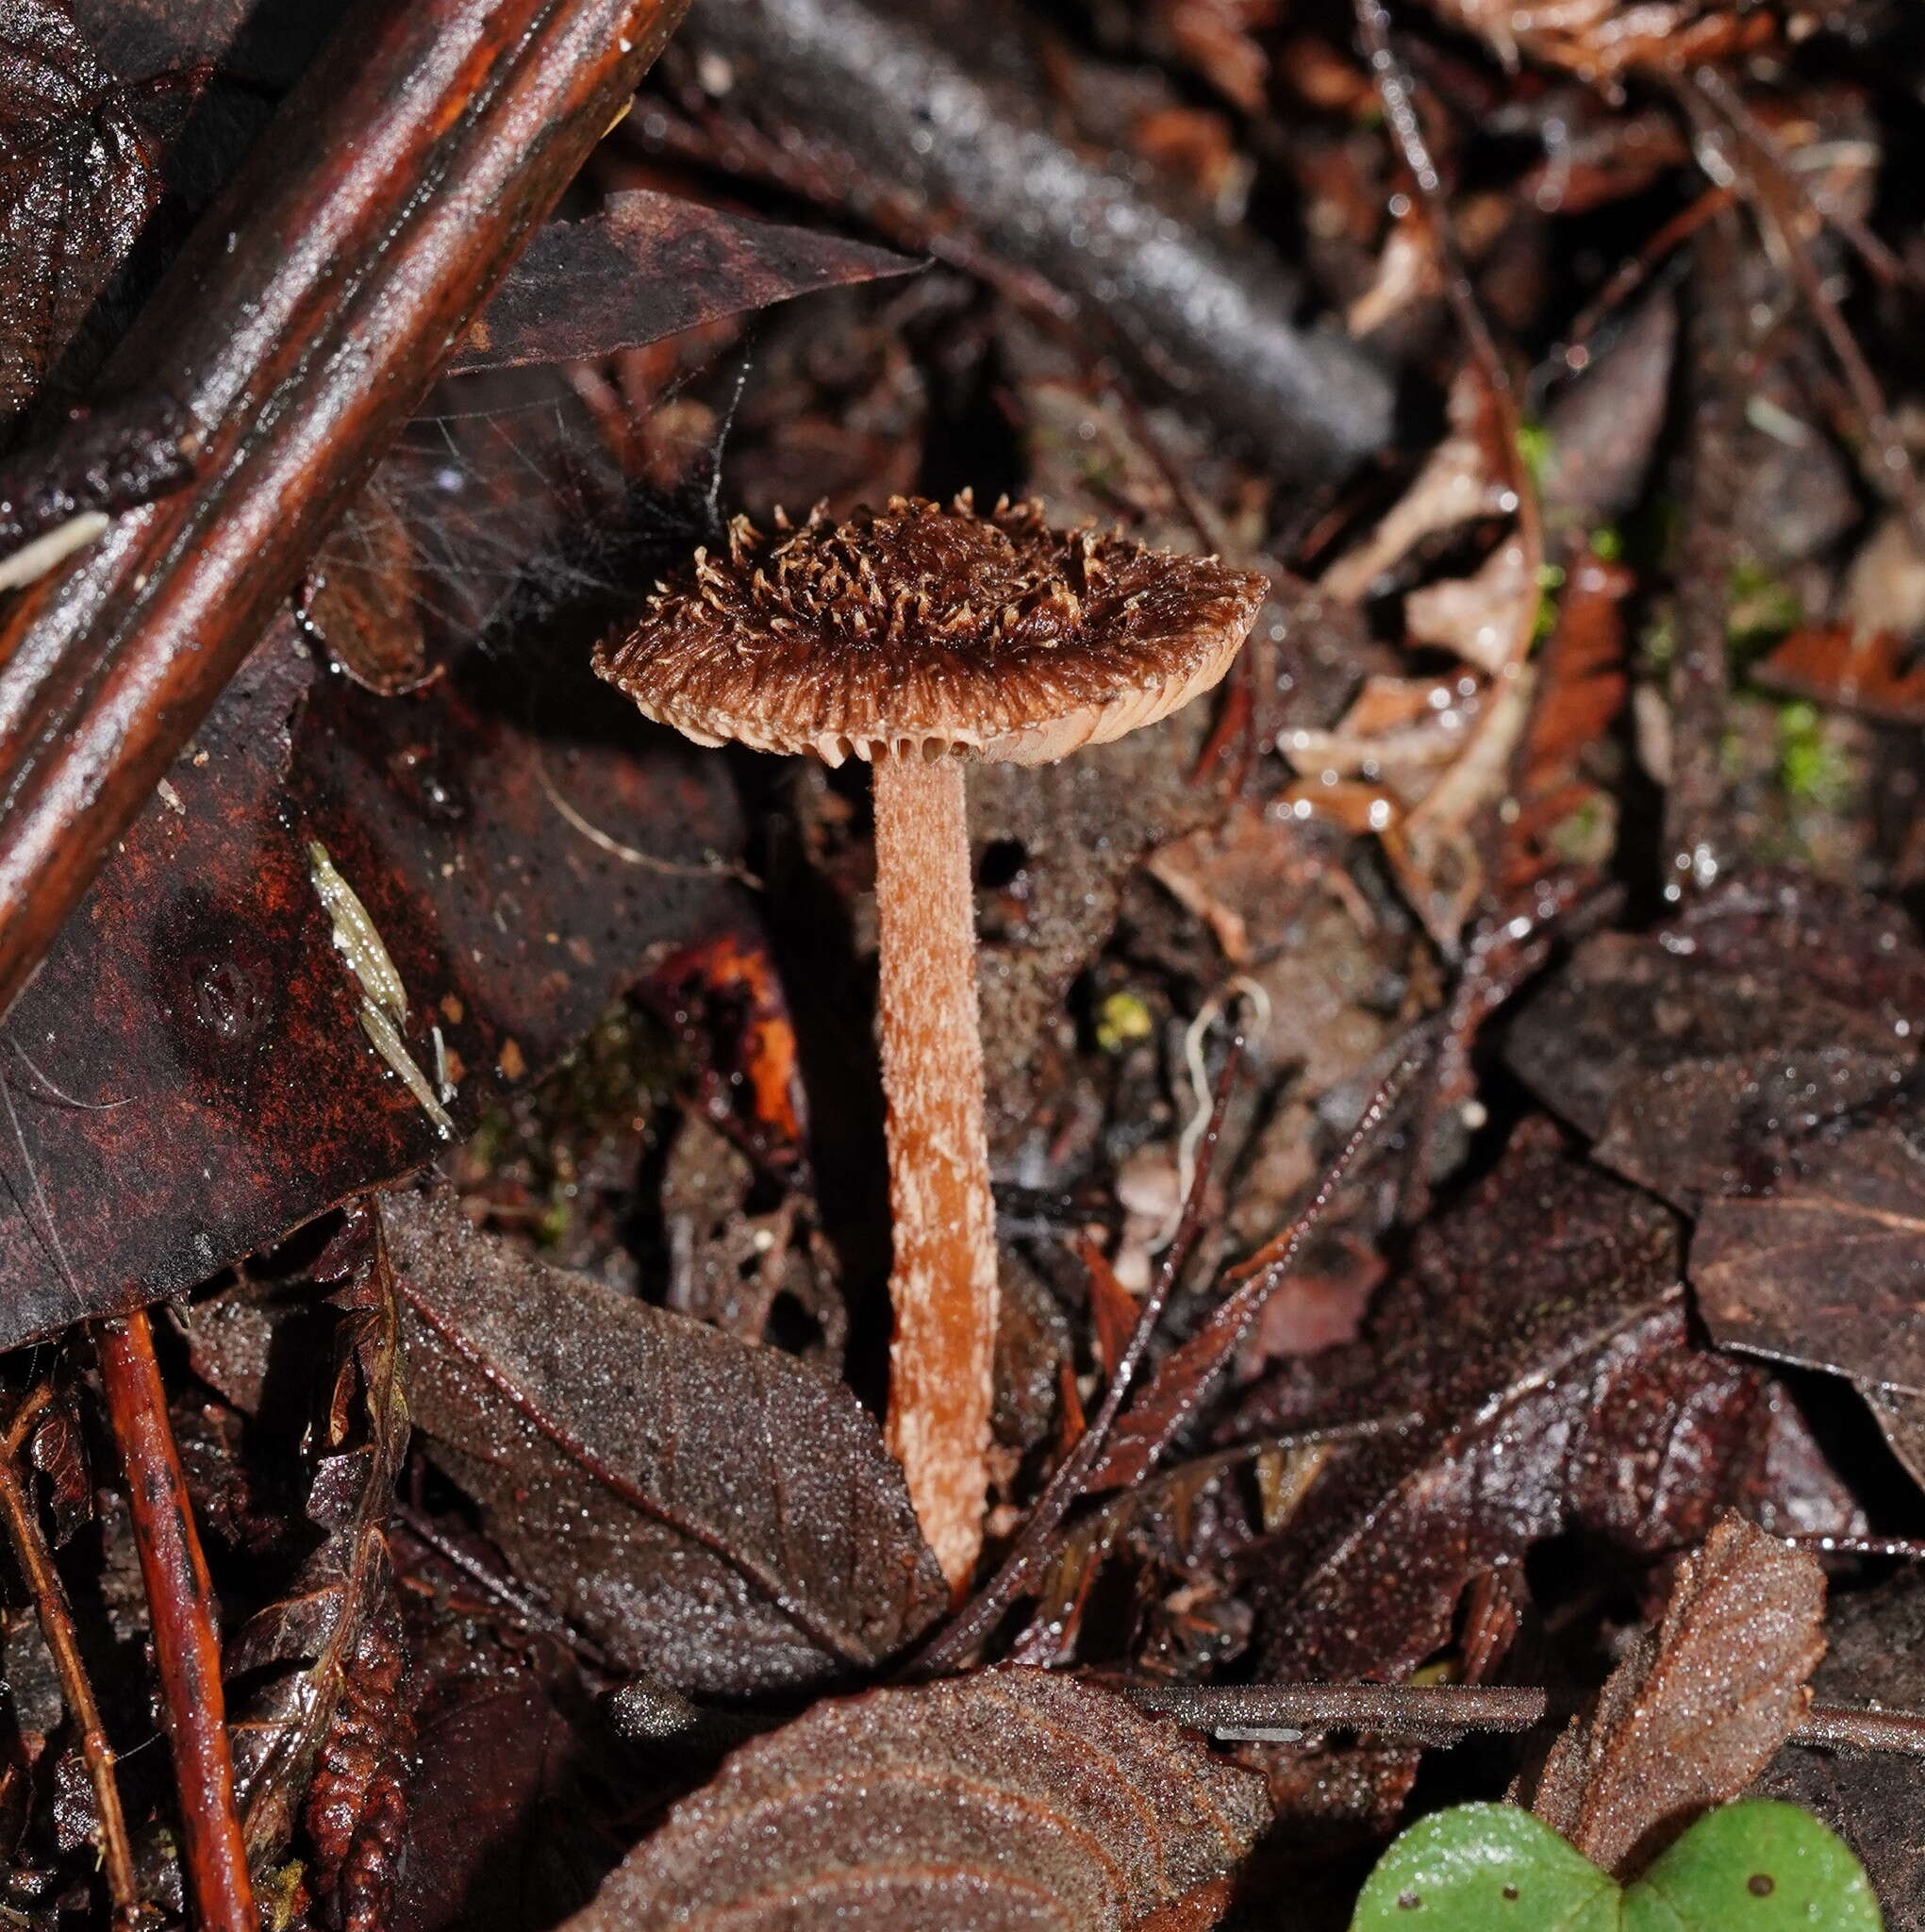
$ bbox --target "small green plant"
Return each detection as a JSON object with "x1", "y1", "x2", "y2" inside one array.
[{"x1": 1352, "y1": 1800, "x2": 1881, "y2": 1929}]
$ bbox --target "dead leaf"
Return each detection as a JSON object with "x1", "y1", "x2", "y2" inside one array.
[
  {"x1": 395, "y1": 1642, "x2": 601, "y2": 1932},
  {"x1": 1139, "y1": 0, "x2": 1278, "y2": 110},
  {"x1": 560, "y1": 1668, "x2": 1271, "y2": 1930},
  {"x1": 447, "y1": 191, "x2": 919, "y2": 375},
  {"x1": 1507, "y1": 877, "x2": 1925, "y2": 1208},
  {"x1": 66, "y1": 0, "x2": 340, "y2": 88},
  {"x1": 1692, "y1": 1123, "x2": 1925, "y2": 1396},
  {"x1": 1502, "y1": 544, "x2": 1631, "y2": 888},
  {"x1": 1755, "y1": 625, "x2": 1925, "y2": 727},
  {"x1": 1538, "y1": 292, "x2": 1677, "y2": 536},
  {"x1": 1419, "y1": 0, "x2": 1763, "y2": 76},
  {"x1": 1240, "y1": 1124, "x2": 1858, "y2": 1685},
  {"x1": 385, "y1": 1186, "x2": 946, "y2": 1697},
  {"x1": 1143, "y1": 801, "x2": 1328, "y2": 966},
  {"x1": 0, "y1": 2, "x2": 159, "y2": 438},
  {"x1": 1532, "y1": 1513, "x2": 1825, "y2": 1878},
  {"x1": 1319, "y1": 368, "x2": 1510, "y2": 605},
  {"x1": 0, "y1": 390, "x2": 194, "y2": 552},
  {"x1": 0, "y1": 602, "x2": 743, "y2": 1347},
  {"x1": 1404, "y1": 536, "x2": 1535, "y2": 677}
]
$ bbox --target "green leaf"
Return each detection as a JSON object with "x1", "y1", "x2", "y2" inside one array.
[
  {"x1": 1625, "y1": 1802, "x2": 1883, "y2": 1931},
  {"x1": 1352, "y1": 1804, "x2": 1619, "y2": 1929},
  {"x1": 1353, "y1": 1803, "x2": 1884, "y2": 1931}
]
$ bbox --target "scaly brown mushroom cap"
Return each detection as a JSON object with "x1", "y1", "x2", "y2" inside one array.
[{"x1": 593, "y1": 493, "x2": 1269, "y2": 767}]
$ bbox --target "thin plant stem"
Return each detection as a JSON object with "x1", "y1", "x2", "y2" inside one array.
[{"x1": 0, "y1": 1393, "x2": 139, "y2": 1918}]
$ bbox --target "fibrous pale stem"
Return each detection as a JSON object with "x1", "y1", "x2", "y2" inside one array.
[{"x1": 872, "y1": 751, "x2": 998, "y2": 1592}]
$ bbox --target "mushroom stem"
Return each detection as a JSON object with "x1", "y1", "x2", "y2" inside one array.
[{"x1": 871, "y1": 748, "x2": 998, "y2": 1593}]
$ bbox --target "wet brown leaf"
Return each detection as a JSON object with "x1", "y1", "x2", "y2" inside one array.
[
  {"x1": 1532, "y1": 1513, "x2": 1825, "y2": 1878},
  {"x1": 1693, "y1": 1123, "x2": 1925, "y2": 1396},
  {"x1": 0, "y1": 2, "x2": 159, "y2": 439},
  {"x1": 385, "y1": 1185, "x2": 946, "y2": 1698},
  {"x1": 1241, "y1": 1124, "x2": 1857, "y2": 1684},
  {"x1": 448, "y1": 191, "x2": 918, "y2": 375},
  {"x1": 0, "y1": 390, "x2": 194, "y2": 552},
  {"x1": 562, "y1": 1668, "x2": 1270, "y2": 1931},
  {"x1": 66, "y1": 0, "x2": 340, "y2": 88},
  {"x1": 1506, "y1": 877, "x2": 1925, "y2": 1208},
  {"x1": 396, "y1": 1644, "x2": 598, "y2": 1932},
  {"x1": 1502, "y1": 543, "x2": 1631, "y2": 888},
  {"x1": 0, "y1": 613, "x2": 742, "y2": 1347}
]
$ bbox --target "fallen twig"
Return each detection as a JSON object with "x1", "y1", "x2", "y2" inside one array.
[
  {"x1": 672, "y1": 0, "x2": 1395, "y2": 481},
  {"x1": 1664, "y1": 212, "x2": 1750, "y2": 899},
  {"x1": 1123, "y1": 1681, "x2": 1925, "y2": 1759},
  {"x1": 96, "y1": 1309, "x2": 252, "y2": 1932},
  {"x1": 0, "y1": 1386, "x2": 138, "y2": 1919}
]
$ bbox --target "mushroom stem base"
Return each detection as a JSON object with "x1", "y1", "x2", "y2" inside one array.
[{"x1": 872, "y1": 750, "x2": 998, "y2": 1594}]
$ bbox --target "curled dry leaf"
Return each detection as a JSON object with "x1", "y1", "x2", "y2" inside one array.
[
  {"x1": 1403, "y1": 535, "x2": 1535, "y2": 678},
  {"x1": 1319, "y1": 368, "x2": 1511, "y2": 605},
  {"x1": 384, "y1": 1186, "x2": 946, "y2": 1698},
  {"x1": 561, "y1": 1668, "x2": 1271, "y2": 1931},
  {"x1": 1531, "y1": 1513, "x2": 1826, "y2": 1879},
  {"x1": 0, "y1": 2, "x2": 158, "y2": 437}
]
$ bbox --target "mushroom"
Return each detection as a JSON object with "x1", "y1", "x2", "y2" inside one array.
[{"x1": 595, "y1": 493, "x2": 1267, "y2": 1589}]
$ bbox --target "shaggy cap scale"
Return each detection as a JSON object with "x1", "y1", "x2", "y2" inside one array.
[{"x1": 593, "y1": 494, "x2": 1269, "y2": 766}]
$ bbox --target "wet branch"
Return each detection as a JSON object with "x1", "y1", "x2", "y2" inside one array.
[{"x1": 96, "y1": 1309, "x2": 251, "y2": 1932}]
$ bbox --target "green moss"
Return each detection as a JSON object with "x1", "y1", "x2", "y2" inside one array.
[{"x1": 1776, "y1": 700, "x2": 1852, "y2": 808}]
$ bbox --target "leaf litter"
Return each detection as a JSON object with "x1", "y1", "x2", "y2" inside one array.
[{"x1": 3, "y1": 0, "x2": 1925, "y2": 1927}]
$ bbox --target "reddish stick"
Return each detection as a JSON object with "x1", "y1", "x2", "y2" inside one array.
[
  {"x1": 0, "y1": 1393, "x2": 139, "y2": 1917},
  {"x1": 0, "y1": 0, "x2": 690, "y2": 1020},
  {"x1": 96, "y1": 1310, "x2": 252, "y2": 1932}
]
